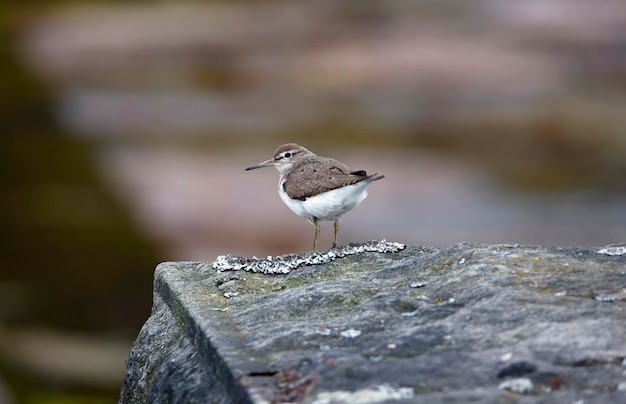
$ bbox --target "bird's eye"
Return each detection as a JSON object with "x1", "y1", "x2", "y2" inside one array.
[{"x1": 284, "y1": 152, "x2": 292, "y2": 158}]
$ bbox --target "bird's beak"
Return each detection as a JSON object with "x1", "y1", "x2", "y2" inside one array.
[{"x1": 245, "y1": 159, "x2": 275, "y2": 171}]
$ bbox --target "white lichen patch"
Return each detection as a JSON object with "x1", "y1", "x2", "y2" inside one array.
[
  {"x1": 312, "y1": 383, "x2": 414, "y2": 404},
  {"x1": 597, "y1": 244, "x2": 626, "y2": 256},
  {"x1": 340, "y1": 328, "x2": 361, "y2": 338},
  {"x1": 594, "y1": 295, "x2": 617, "y2": 302},
  {"x1": 212, "y1": 240, "x2": 406, "y2": 274},
  {"x1": 499, "y1": 378, "x2": 534, "y2": 394}
]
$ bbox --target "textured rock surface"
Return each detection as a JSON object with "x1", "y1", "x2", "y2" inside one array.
[{"x1": 120, "y1": 242, "x2": 626, "y2": 403}]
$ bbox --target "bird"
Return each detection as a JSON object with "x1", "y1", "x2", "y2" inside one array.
[{"x1": 245, "y1": 143, "x2": 385, "y2": 251}]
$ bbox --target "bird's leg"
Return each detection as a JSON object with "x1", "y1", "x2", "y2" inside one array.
[
  {"x1": 312, "y1": 217, "x2": 320, "y2": 252},
  {"x1": 333, "y1": 219, "x2": 340, "y2": 248}
]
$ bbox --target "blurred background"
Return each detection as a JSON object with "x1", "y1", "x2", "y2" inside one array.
[{"x1": 1, "y1": 0, "x2": 625, "y2": 402}]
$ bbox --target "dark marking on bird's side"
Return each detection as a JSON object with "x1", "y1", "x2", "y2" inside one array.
[{"x1": 351, "y1": 170, "x2": 367, "y2": 176}]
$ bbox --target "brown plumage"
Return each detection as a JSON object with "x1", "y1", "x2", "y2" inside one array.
[{"x1": 283, "y1": 155, "x2": 382, "y2": 201}]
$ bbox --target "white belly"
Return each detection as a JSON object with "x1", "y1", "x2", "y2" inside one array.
[{"x1": 278, "y1": 179, "x2": 370, "y2": 221}]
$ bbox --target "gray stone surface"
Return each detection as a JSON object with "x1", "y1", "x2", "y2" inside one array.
[{"x1": 120, "y1": 242, "x2": 626, "y2": 403}]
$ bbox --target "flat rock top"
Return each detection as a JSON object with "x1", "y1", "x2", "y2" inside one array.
[{"x1": 156, "y1": 242, "x2": 626, "y2": 403}]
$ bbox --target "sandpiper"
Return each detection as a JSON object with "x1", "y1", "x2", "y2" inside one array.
[{"x1": 245, "y1": 143, "x2": 385, "y2": 251}]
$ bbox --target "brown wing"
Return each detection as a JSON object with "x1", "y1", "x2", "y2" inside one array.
[{"x1": 283, "y1": 157, "x2": 377, "y2": 200}]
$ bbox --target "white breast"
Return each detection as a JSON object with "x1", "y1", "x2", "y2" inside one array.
[{"x1": 278, "y1": 178, "x2": 371, "y2": 222}]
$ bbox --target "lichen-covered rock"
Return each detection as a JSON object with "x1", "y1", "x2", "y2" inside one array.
[
  {"x1": 212, "y1": 240, "x2": 406, "y2": 274},
  {"x1": 120, "y1": 242, "x2": 626, "y2": 403}
]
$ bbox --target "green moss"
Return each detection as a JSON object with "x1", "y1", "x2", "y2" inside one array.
[{"x1": 431, "y1": 256, "x2": 456, "y2": 272}]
